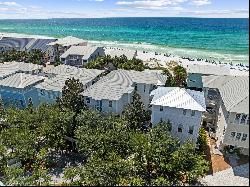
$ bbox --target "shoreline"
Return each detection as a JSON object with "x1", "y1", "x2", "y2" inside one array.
[{"x1": 1, "y1": 32, "x2": 249, "y2": 75}]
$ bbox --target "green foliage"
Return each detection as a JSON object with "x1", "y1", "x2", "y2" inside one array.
[
  {"x1": 161, "y1": 65, "x2": 187, "y2": 87},
  {"x1": 197, "y1": 127, "x2": 207, "y2": 154},
  {"x1": 59, "y1": 77, "x2": 86, "y2": 114},
  {"x1": 122, "y1": 91, "x2": 151, "y2": 131},
  {"x1": 172, "y1": 65, "x2": 187, "y2": 87},
  {"x1": 85, "y1": 55, "x2": 148, "y2": 71},
  {"x1": 0, "y1": 49, "x2": 45, "y2": 65}
]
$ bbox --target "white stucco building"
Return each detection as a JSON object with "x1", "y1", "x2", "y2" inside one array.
[
  {"x1": 82, "y1": 69, "x2": 167, "y2": 114},
  {"x1": 202, "y1": 75, "x2": 249, "y2": 155},
  {"x1": 150, "y1": 87, "x2": 206, "y2": 143}
]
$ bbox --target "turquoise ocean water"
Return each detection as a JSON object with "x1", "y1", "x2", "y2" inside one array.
[{"x1": 0, "y1": 18, "x2": 249, "y2": 64}]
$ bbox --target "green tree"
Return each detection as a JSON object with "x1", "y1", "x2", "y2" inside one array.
[
  {"x1": 122, "y1": 91, "x2": 151, "y2": 131},
  {"x1": 197, "y1": 127, "x2": 207, "y2": 154},
  {"x1": 162, "y1": 68, "x2": 174, "y2": 86},
  {"x1": 59, "y1": 77, "x2": 85, "y2": 114},
  {"x1": 172, "y1": 65, "x2": 187, "y2": 87}
]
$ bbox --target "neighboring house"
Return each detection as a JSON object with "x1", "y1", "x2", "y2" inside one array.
[
  {"x1": 202, "y1": 75, "x2": 249, "y2": 155},
  {"x1": 104, "y1": 47, "x2": 137, "y2": 60},
  {"x1": 36, "y1": 65, "x2": 105, "y2": 105},
  {"x1": 0, "y1": 73, "x2": 45, "y2": 108},
  {"x1": 26, "y1": 39, "x2": 57, "y2": 62},
  {"x1": 82, "y1": 69, "x2": 167, "y2": 114},
  {"x1": 186, "y1": 64, "x2": 248, "y2": 90},
  {"x1": 47, "y1": 36, "x2": 88, "y2": 61},
  {"x1": 150, "y1": 87, "x2": 206, "y2": 143},
  {"x1": 0, "y1": 37, "x2": 34, "y2": 52},
  {"x1": 60, "y1": 46, "x2": 105, "y2": 67}
]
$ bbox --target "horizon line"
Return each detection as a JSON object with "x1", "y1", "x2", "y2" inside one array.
[{"x1": 0, "y1": 16, "x2": 249, "y2": 20}]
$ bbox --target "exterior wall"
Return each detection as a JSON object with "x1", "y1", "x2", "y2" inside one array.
[
  {"x1": 187, "y1": 73, "x2": 203, "y2": 89},
  {"x1": 151, "y1": 105, "x2": 203, "y2": 143},
  {"x1": 0, "y1": 86, "x2": 40, "y2": 109},
  {"x1": 222, "y1": 112, "x2": 249, "y2": 149},
  {"x1": 84, "y1": 93, "x2": 132, "y2": 115},
  {"x1": 135, "y1": 83, "x2": 152, "y2": 108},
  {"x1": 36, "y1": 88, "x2": 62, "y2": 107}
]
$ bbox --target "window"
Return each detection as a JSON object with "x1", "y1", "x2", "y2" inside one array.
[
  {"x1": 178, "y1": 124, "x2": 183, "y2": 133},
  {"x1": 247, "y1": 117, "x2": 249, "y2": 125},
  {"x1": 144, "y1": 85, "x2": 146, "y2": 92},
  {"x1": 240, "y1": 115, "x2": 247, "y2": 124},
  {"x1": 135, "y1": 84, "x2": 138, "y2": 91},
  {"x1": 234, "y1": 114, "x2": 241, "y2": 124},
  {"x1": 183, "y1": 109, "x2": 187, "y2": 115},
  {"x1": 191, "y1": 110, "x2": 195, "y2": 116},
  {"x1": 188, "y1": 126, "x2": 194, "y2": 134},
  {"x1": 241, "y1": 134, "x2": 247, "y2": 141},
  {"x1": 235, "y1": 133, "x2": 242, "y2": 141},
  {"x1": 168, "y1": 123, "x2": 172, "y2": 132},
  {"x1": 109, "y1": 101, "x2": 112, "y2": 108},
  {"x1": 230, "y1": 132, "x2": 236, "y2": 138},
  {"x1": 86, "y1": 98, "x2": 90, "y2": 103},
  {"x1": 160, "y1": 106, "x2": 163, "y2": 111},
  {"x1": 40, "y1": 89, "x2": 45, "y2": 95}
]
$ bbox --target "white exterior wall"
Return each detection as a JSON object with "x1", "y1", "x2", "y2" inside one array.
[
  {"x1": 136, "y1": 83, "x2": 155, "y2": 108},
  {"x1": 84, "y1": 93, "x2": 132, "y2": 115},
  {"x1": 215, "y1": 102, "x2": 249, "y2": 155},
  {"x1": 151, "y1": 105, "x2": 203, "y2": 143}
]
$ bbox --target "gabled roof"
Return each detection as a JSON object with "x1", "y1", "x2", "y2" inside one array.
[
  {"x1": 47, "y1": 36, "x2": 87, "y2": 47},
  {"x1": 0, "y1": 73, "x2": 45, "y2": 89},
  {"x1": 150, "y1": 87, "x2": 206, "y2": 111},
  {"x1": 60, "y1": 46, "x2": 101, "y2": 59},
  {"x1": 202, "y1": 75, "x2": 249, "y2": 114},
  {"x1": 82, "y1": 69, "x2": 168, "y2": 101},
  {"x1": 26, "y1": 39, "x2": 56, "y2": 52},
  {"x1": 43, "y1": 64, "x2": 104, "y2": 78}
]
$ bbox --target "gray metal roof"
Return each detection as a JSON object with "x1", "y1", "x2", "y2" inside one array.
[
  {"x1": 150, "y1": 87, "x2": 206, "y2": 111},
  {"x1": 44, "y1": 65, "x2": 104, "y2": 78},
  {"x1": 60, "y1": 46, "x2": 100, "y2": 59},
  {"x1": 26, "y1": 39, "x2": 57, "y2": 52},
  {"x1": 0, "y1": 61, "x2": 42, "y2": 73},
  {"x1": 202, "y1": 75, "x2": 249, "y2": 114},
  {"x1": 47, "y1": 36, "x2": 87, "y2": 47},
  {"x1": 0, "y1": 73, "x2": 45, "y2": 89},
  {"x1": 82, "y1": 69, "x2": 168, "y2": 101},
  {"x1": 186, "y1": 64, "x2": 231, "y2": 75},
  {"x1": 0, "y1": 37, "x2": 34, "y2": 50}
]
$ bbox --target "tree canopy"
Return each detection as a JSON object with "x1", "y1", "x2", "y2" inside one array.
[{"x1": 85, "y1": 55, "x2": 148, "y2": 71}]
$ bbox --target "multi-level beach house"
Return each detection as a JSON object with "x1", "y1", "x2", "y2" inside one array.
[
  {"x1": 150, "y1": 87, "x2": 206, "y2": 143},
  {"x1": 47, "y1": 36, "x2": 88, "y2": 62},
  {"x1": 0, "y1": 73, "x2": 45, "y2": 108},
  {"x1": 60, "y1": 46, "x2": 105, "y2": 67},
  {"x1": 82, "y1": 69, "x2": 167, "y2": 114},
  {"x1": 202, "y1": 75, "x2": 249, "y2": 155},
  {"x1": 36, "y1": 65, "x2": 105, "y2": 105}
]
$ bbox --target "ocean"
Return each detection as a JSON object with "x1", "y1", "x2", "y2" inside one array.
[{"x1": 0, "y1": 17, "x2": 249, "y2": 64}]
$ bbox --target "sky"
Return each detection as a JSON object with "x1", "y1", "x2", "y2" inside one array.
[{"x1": 0, "y1": 0, "x2": 249, "y2": 19}]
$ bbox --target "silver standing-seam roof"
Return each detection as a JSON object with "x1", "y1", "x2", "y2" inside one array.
[
  {"x1": 60, "y1": 46, "x2": 101, "y2": 59},
  {"x1": 36, "y1": 65, "x2": 104, "y2": 92},
  {"x1": 0, "y1": 61, "x2": 42, "y2": 73},
  {"x1": 202, "y1": 75, "x2": 249, "y2": 114},
  {"x1": 0, "y1": 73, "x2": 45, "y2": 89},
  {"x1": 47, "y1": 36, "x2": 87, "y2": 47},
  {"x1": 186, "y1": 64, "x2": 231, "y2": 75},
  {"x1": 150, "y1": 87, "x2": 206, "y2": 111},
  {"x1": 82, "y1": 69, "x2": 168, "y2": 101}
]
